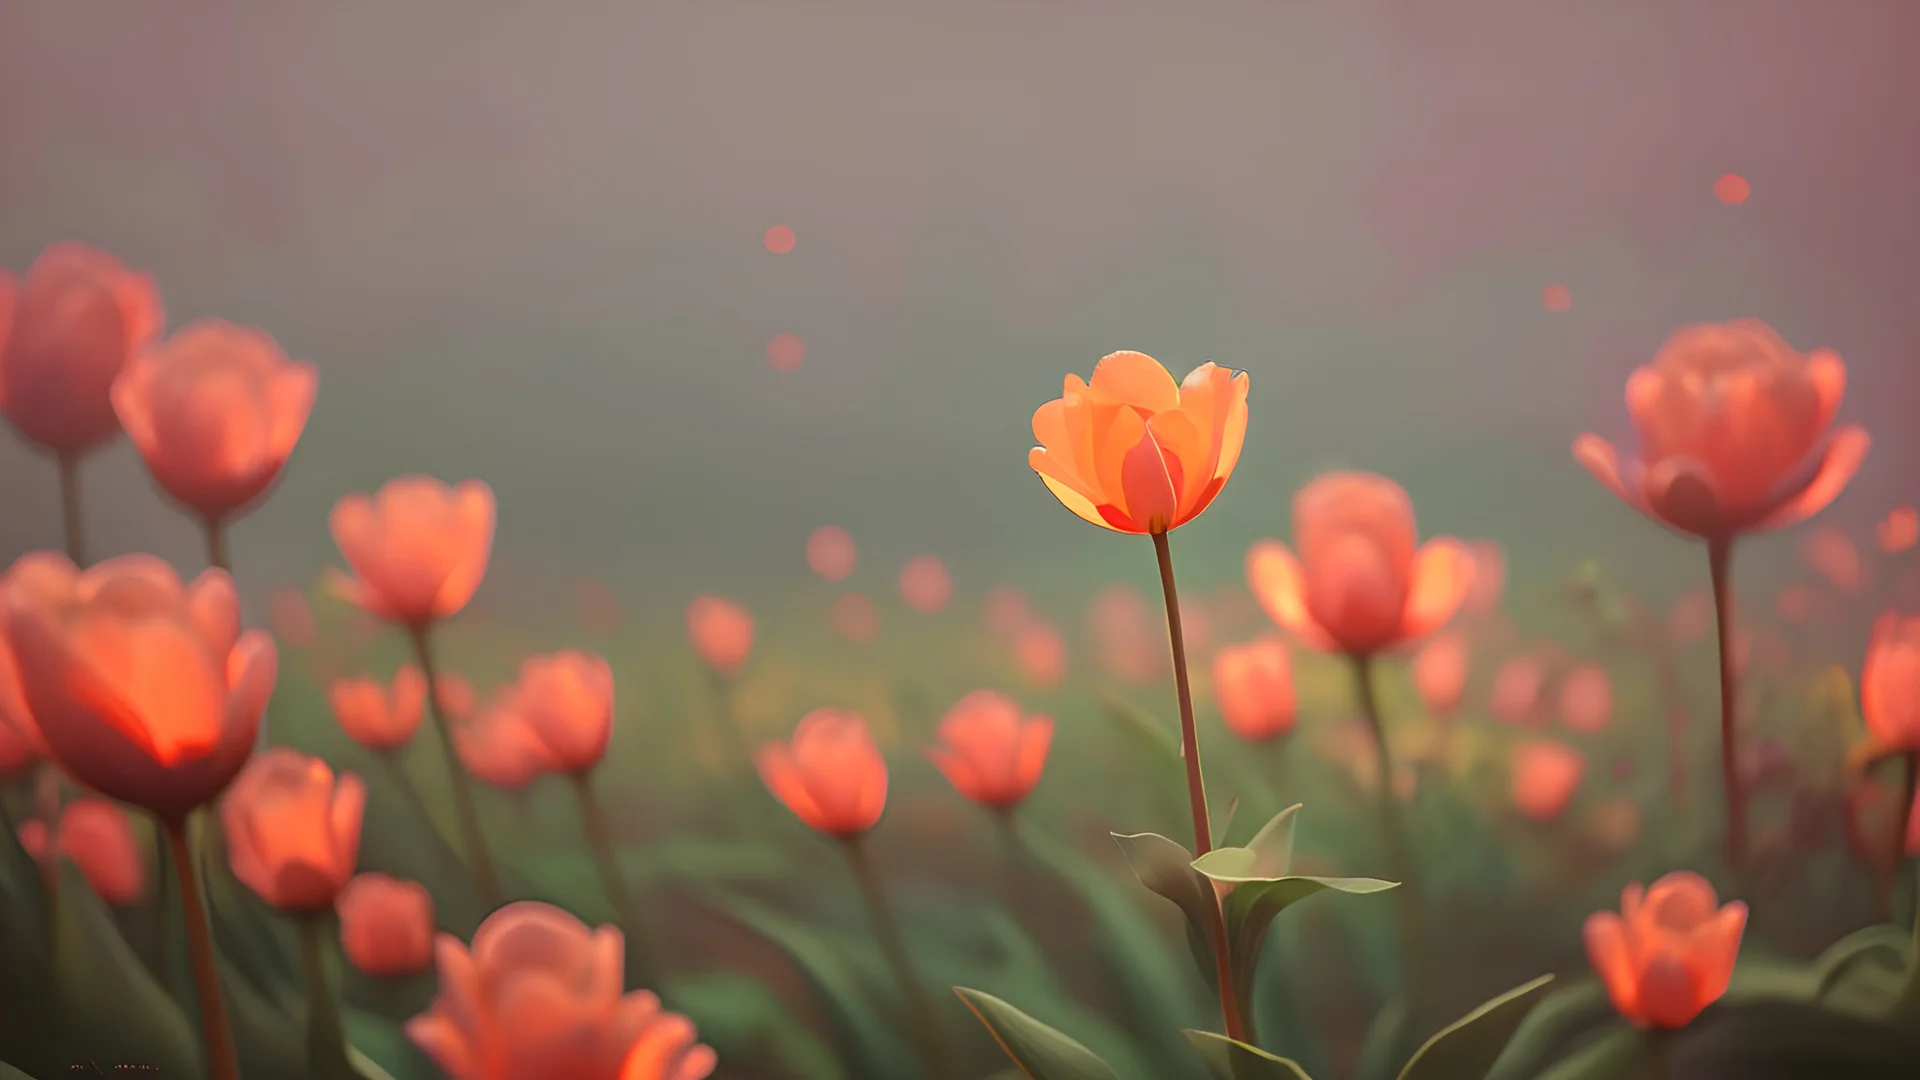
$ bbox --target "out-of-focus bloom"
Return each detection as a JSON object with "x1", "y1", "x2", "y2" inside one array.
[
  {"x1": 1802, "y1": 526, "x2": 1866, "y2": 594},
  {"x1": 19, "y1": 798, "x2": 145, "y2": 905},
  {"x1": 330, "y1": 668, "x2": 426, "y2": 753},
  {"x1": 513, "y1": 651, "x2": 615, "y2": 775},
  {"x1": 268, "y1": 586, "x2": 317, "y2": 648},
  {"x1": 407, "y1": 902, "x2": 716, "y2": 1080},
  {"x1": 984, "y1": 586, "x2": 1033, "y2": 639},
  {"x1": 111, "y1": 320, "x2": 317, "y2": 522},
  {"x1": 0, "y1": 243, "x2": 164, "y2": 455},
  {"x1": 1413, "y1": 631, "x2": 1469, "y2": 718},
  {"x1": 1211, "y1": 637, "x2": 1296, "y2": 741},
  {"x1": 1028, "y1": 350, "x2": 1250, "y2": 534},
  {"x1": 1465, "y1": 540, "x2": 1506, "y2": 615},
  {"x1": 222, "y1": 748, "x2": 364, "y2": 911},
  {"x1": 899, "y1": 556, "x2": 952, "y2": 614},
  {"x1": 1668, "y1": 589, "x2": 1713, "y2": 646},
  {"x1": 1592, "y1": 798, "x2": 1643, "y2": 854},
  {"x1": 0, "y1": 620, "x2": 40, "y2": 776},
  {"x1": 1013, "y1": 622, "x2": 1066, "y2": 689},
  {"x1": 1490, "y1": 654, "x2": 1549, "y2": 726},
  {"x1": 925, "y1": 690, "x2": 1052, "y2": 809},
  {"x1": 1862, "y1": 615, "x2": 1920, "y2": 751},
  {"x1": 435, "y1": 673, "x2": 476, "y2": 723},
  {"x1": 328, "y1": 477, "x2": 495, "y2": 628},
  {"x1": 757, "y1": 709, "x2": 887, "y2": 837},
  {"x1": 1584, "y1": 872, "x2": 1747, "y2": 1029},
  {"x1": 1573, "y1": 320, "x2": 1869, "y2": 541},
  {"x1": 1559, "y1": 665, "x2": 1613, "y2": 733},
  {"x1": 686, "y1": 596, "x2": 753, "y2": 676},
  {"x1": 1512, "y1": 739, "x2": 1584, "y2": 821},
  {"x1": 456, "y1": 692, "x2": 559, "y2": 791},
  {"x1": 1775, "y1": 585, "x2": 1815, "y2": 623},
  {"x1": 806, "y1": 526, "x2": 856, "y2": 581},
  {"x1": 337, "y1": 872, "x2": 435, "y2": 978},
  {"x1": 1247, "y1": 472, "x2": 1473, "y2": 657},
  {"x1": 1878, "y1": 507, "x2": 1919, "y2": 554},
  {"x1": 4, "y1": 553, "x2": 275, "y2": 820},
  {"x1": 1090, "y1": 584, "x2": 1165, "y2": 684},
  {"x1": 829, "y1": 593, "x2": 879, "y2": 644}
]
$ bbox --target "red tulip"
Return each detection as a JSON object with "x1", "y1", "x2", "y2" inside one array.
[
  {"x1": 19, "y1": 797, "x2": 145, "y2": 905},
  {"x1": 513, "y1": 651, "x2": 615, "y2": 776},
  {"x1": 330, "y1": 667, "x2": 427, "y2": 753},
  {"x1": 1412, "y1": 632, "x2": 1469, "y2": 718},
  {"x1": 337, "y1": 872, "x2": 434, "y2": 977},
  {"x1": 1464, "y1": 541, "x2": 1506, "y2": 615},
  {"x1": 1862, "y1": 614, "x2": 1920, "y2": 751},
  {"x1": 1574, "y1": 320, "x2": 1868, "y2": 541},
  {"x1": 1511, "y1": 739, "x2": 1584, "y2": 821},
  {"x1": 1490, "y1": 654, "x2": 1549, "y2": 726},
  {"x1": 1878, "y1": 507, "x2": 1918, "y2": 555},
  {"x1": 1559, "y1": 665, "x2": 1614, "y2": 734},
  {"x1": 1013, "y1": 621, "x2": 1066, "y2": 690},
  {"x1": 686, "y1": 596, "x2": 753, "y2": 676},
  {"x1": 3, "y1": 552, "x2": 275, "y2": 820},
  {"x1": 0, "y1": 243, "x2": 164, "y2": 455},
  {"x1": 111, "y1": 320, "x2": 317, "y2": 522},
  {"x1": 221, "y1": 748, "x2": 365, "y2": 911},
  {"x1": 1584, "y1": 872, "x2": 1747, "y2": 1029},
  {"x1": 0, "y1": 617, "x2": 41, "y2": 777},
  {"x1": 1247, "y1": 472, "x2": 1474, "y2": 657},
  {"x1": 1211, "y1": 637, "x2": 1296, "y2": 742},
  {"x1": 456, "y1": 692, "x2": 559, "y2": 790},
  {"x1": 925, "y1": 690, "x2": 1052, "y2": 808},
  {"x1": 898, "y1": 556, "x2": 952, "y2": 614},
  {"x1": 407, "y1": 902, "x2": 716, "y2": 1080},
  {"x1": 434, "y1": 672, "x2": 477, "y2": 723},
  {"x1": 757, "y1": 709, "x2": 887, "y2": 837},
  {"x1": 328, "y1": 477, "x2": 495, "y2": 628}
]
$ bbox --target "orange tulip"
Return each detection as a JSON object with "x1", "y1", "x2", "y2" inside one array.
[
  {"x1": 1412, "y1": 631, "x2": 1469, "y2": 718},
  {"x1": 1511, "y1": 739, "x2": 1584, "y2": 821},
  {"x1": 1028, "y1": 350, "x2": 1250, "y2": 535},
  {"x1": 1464, "y1": 540, "x2": 1506, "y2": 615},
  {"x1": 1559, "y1": 664, "x2": 1614, "y2": 734},
  {"x1": 18, "y1": 797, "x2": 145, "y2": 905},
  {"x1": 1862, "y1": 614, "x2": 1920, "y2": 751},
  {"x1": 330, "y1": 667, "x2": 427, "y2": 753},
  {"x1": 1247, "y1": 472, "x2": 1474, "y2": 657},
  {"x1": 1211, "y1": 637, "x2": 1296, "y2": 742},
  {"x1": 111, "y1": 320, "x2": 317, "y2": 523},
  {"x1": 0, "y1": 620, "x2": 40, "y2": 777},
  {"x1": 0, "y1": 243, "x2": 164, "y2": 455},
  {"x1": 1878, "y1": 507, "x2": 1918, "y2": 554},
  {"x1": 757, "y1": 709, "x2": 887, "y2": 837},
  {"x1": 686, "y1": 596, "x2": 753, "y2": 676},
  {"x1": 456, "y1": 691, "x2": 560, "y2": 790},
  {"x1": 435, "y1": 672, "x2": 477, "y2": 723},
  {"x1": 512, "y1": 651, "x2": 615, "y2": 775},
  {"x1": 1573, "y1": 319, "x2": 1869, "y2": 541},
  {"x1": 1801, "y1": 526, "x2": 1866, "y2": 594},
  {"x1": 2, "y1": 552, "x2": 276, "y2": 821},
  {"x1": 1583, "y1": 871, "x2": 1747, "y2": 1029},
  {"x1": 1013, "y1": 621, "x2": 1066, "y2": 689},
  {"x1": 898, "y1": 555, "x2": 952, "y2": 614},
  {"x1": 328, "y1": 477, "x2": 495, "y2": 628},
  {"x1": 337, "y1": 872, "x2": 435, "y2": 978},
  {"x1": 221, "y1": 747, "x2": 365, "y2": 911},
  {"x1": 407, "y1": 901, "x2": 717, "y2": 1080},
  {"x1": 925, "y1": 690, "x2": 1052, "y2": 808}
]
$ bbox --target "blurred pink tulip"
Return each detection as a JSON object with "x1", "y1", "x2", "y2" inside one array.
[
  {"x1": 1512, "y1": 739, "x2": 1584, "y2": 821},
  {"x1": 1413, "y1": 632, "x2": 1469, "y2": 718},
  {"x1": 926, "y1": 690, "x2": 1052, "y2": 809},
  {"x1": 1013, "y1": 622, "x2": 1066, "y2": 689},
  {"x1": 456, "y1": 692, "x2": 560, "y2": 791},
  {"x1": 829, "y1": 593, "x2": 879, "y2": 644},
  {"x1": 1802, "y1": 526, "x2": 1866, "y2": 594},
  {"x1": 513, "y1": 651, "x2": 616, "y2": 776},
  {"x1": 337, "y1": 873, "x2": 435, "y2": 978},
  {"x1": 330, "y1": 668, "x2": 427, "y2": 753},
  {"x1": 1490, "y1": 654, "x2": 1549, "y2": 726},
  {"x1": 221, "y1": 748, "x2": 365, "y2": 912},
  {"x1": 20, "y1": 798, "x2": 145, "y2": 905},
  {"x1": 327, "y1": 477, "x2": 495, "y2": 628},
  {"x1": 1211, "y1": 637, "x2": 1296, "y2": 742},
  {"x1": 1559, "y1": 665, "x2": 1613, "y2": 733},
  {"x1": 686, "y1": 596, "x2": 753, "y2": 676},
  {"x1": 899, "y1": 556, "x2": 952, "y2": 614},
  {"x1": 806, "y1": 526, "x2": 856, "y2": 581}
]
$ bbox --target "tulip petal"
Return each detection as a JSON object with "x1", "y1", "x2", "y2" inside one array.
[
  {"x1": 1088, "y1": 350, "x2": 1179, "y2": 412},
  {"x1": 1635, "y1": 952, "x2": 1706, "y2": 1029},
  {"x1": 1572, "y1": 434, "x2": 1637, "y2": 506},
  {"x1": 1643, "y1": 457, "x2": 1727, "y2": 537},
  {"x1": 1398, "y1": 538, "x2": 1475, "y2": 645},
  {"x1": 1246, "y1": 541, "x2": 1336, "y2": 652},
  {"x1": 1030, "y1": 448, "x2": 1123, "y2": 532},
  {"x1": 1016, "y1": 718, "x2": 1053, "y2": 795},
  {"x1": 1754, "y1": 425, "x2": 1870, "y2": 532},
  {"x1": 1583, "y1": 911, "x2": 1638, "y2": 1021},
  {"x1": 1690, "y1": 901, "x2": 1748, "y2": 1001},
  {"x1": 1119, "y1": 427, "x2": 1181, "y2": 533},
  {"x1": 924, "y1": 746, "x2": 980, "y2": 803},
  {"x1": 406, "y1": 1013, "x2": 478, "y2": 1080},
  {"x1": 267, "y1": 361, "x2": 319, "y2": 459},
  {"x1": 756, "y1": 743, "x2": 826, "y2": 830},
  {"x1": 1806, "y1": 349, "x2": 1846, "y2": 434}
]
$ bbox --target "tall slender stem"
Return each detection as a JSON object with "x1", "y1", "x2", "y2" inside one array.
[
  {"x1": 991, "y1": 807, "x2": 1039, "y2": 920},
  {"x1": 297, "y1": 914, "x2": 354, "y2": 1078},
  {"x1": 1706, "y1": 538, "x2": 1747, "y2": 871},
  {"x1": 841, "y1": 836, "x2": 954, "y2": 1080},
  {"x1": 203, "y1": 516, "x2": 231, "y2": 573},
  {"x1": 570, "y1": 770, "x2": 656, "y2": 986},
  {"x1": 164, "y1": 817, "x2": 239, "y2": 1080},
  {"x1": 407, "y1": 625, "x2": 500, "y2": 907},
  {"x1": 1882, "y1": 753, "x2": 1919, "y2": 926},
  {"x1": 1351, "y1": 654, "x2": 1427, "y2": 1014},
  {"x1": 56, "y1": 451, "x2": 88, "y2": 566},
  {"x1": 1150, "y1": 529, "x2": 1246, "y2": 1042}
]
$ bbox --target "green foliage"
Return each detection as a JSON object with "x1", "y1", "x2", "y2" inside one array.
[
  {"x1": 1395, "y1": 975, "x2": 1553, "y2": 1080},
  {"x1": 49, "y1": 862, "x2": 203, "y2": 1077},
  {"x1": 670, "y1": 971, "x2": 847, "y2": 1080},
  {"x1": 1111, "y1": 830, "x2": 1217, "y2": 984},
  {"x1": 954, "y1": 988, "x2": 1122, "y2": 1080},
  {"x1": 0, "y1": 1062, "x2": 37, "y2": 1080},
  {"x1": 1183, "y1": 1030, "x2": 1315, "y2": 1079}
]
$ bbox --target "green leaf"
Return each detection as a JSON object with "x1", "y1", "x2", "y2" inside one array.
[
  {"x1": 50, "y1": 862, "x2": 202, "y2": 1078},
  {"x1": 1678, "y1": 997, "x2": 1920, "y2": 1076},
  {"x1": 1483, "y1": 979, "x2": 1616, "y2": 1080},
  {"x1": 1112, "y1": 832, "x2": 1216, "y2": 985},
  {"x1": 1354, "y1": 997, "x2": 1410, "y2": 1080},
  {"x1": 0, "y1": 1062, "x2": 36, "y2": 1080},
  {"x1": 344, "y1": 1009, "x2": 437, "y2": 1080},
  {"x1": 954, "y1": 988, "x2": 1122, "y2": 1080},
  {"x1": 1192, "y1": 806, "x2": 1302, "y2": 883},
  {"x1": 1531, "y1": 1027, "x2": 1649, "y2": 1080},
  {"x1": 1812, "y1": 923, "x2": 1910, "y2": 1004},
  {"x1": 670, "y1": 971, "x2": 846, "y2": 1080},
  {"x1": 1099, "y1": 692, "x2": 1183, "y2": 764},
  {"x1": 1396, "y1": 975, "x2": 1554, "y2": 1080},
  {"x1": 1200, "y1": 868, "x2": 1397, "y2": 1015},
  {"x1": 1183, "y1": 1030, "x2": 1314, "y2": 1079}
]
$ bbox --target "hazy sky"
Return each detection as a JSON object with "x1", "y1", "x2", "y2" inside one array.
[{"x1": 3, "y1": 1, "x2": 1916, "y2": 618}]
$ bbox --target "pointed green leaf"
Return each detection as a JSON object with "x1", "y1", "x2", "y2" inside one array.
[
  {"x1": 1183, "y1": 1030, "x2": 1315, "y2": 1079},
  {"x1": 955, "y1": 988, "x2": 1123, "y2": 1080},
  {"x1": 1397, "y1": 975, "x2": 1553, "y2": 1080},
  {"x1": 1200, "y1": 870, "x2": 1397, "y2": 1016},
  {"x1": 1812, "y1": 923, "x2": 1909, "y2": 1003},
  {"x1": 1112, "y1": 831, "x2": 1217, "y2": 984},
  {"x1": 51, "y1": 862, "x2": 202, "y2": 1078},
  {"x1": 0, "y1": 1063, "x2": 35, "y2": 1080},
  {"x1": 1099, "y1": 692, "x2": 1183, "y2": 763}
]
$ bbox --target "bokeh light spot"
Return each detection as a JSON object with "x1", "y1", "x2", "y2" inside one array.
[
  {"x1": 807, "y1": 526, "x2": 857, "y2": 581},
  {"x1": 766, "y1": 333, "x2": 805, "y2": 372},
  {"x1": 830, "y1": 593, "x2": 879, "y2": 643},
  {"x1": 1714, "y1": 173, "x2": 1751, "y2": 205},
  {"x1": 1542, "y1": 284, "x2": 1572, "y2": 313},
  {"x1": 899, "y1": 556, "x2": 952, "y2": 614},
  {"x1": 763, "y1": 225, "x2": 796, "y2": 254}
]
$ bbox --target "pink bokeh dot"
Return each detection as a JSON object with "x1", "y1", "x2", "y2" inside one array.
[
  {"x1": 763, "y1": 225, "x2": 796, "y2": 254},
  {"x1": 1714, "y1": 173, "x2": 1751, "y2": 205},
  {"x1": 807, "y1": 525, "x2": 857, "y2": 581},
  {"x1": 1542, "y1": 285, "x2": 1572, "y2": 312},
  {"x1": 898, "y1": 555, "x2": 952, "y2": 614},
  {"x1": 766, "y1": 333, "x2": 805, "y2": 372},
  {"x1": 830, "y1": 593, "x2": 880, "y2": 643}
]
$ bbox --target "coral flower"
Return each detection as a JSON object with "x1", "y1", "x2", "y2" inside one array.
[
  {"x1": 330, "y1": 667, "x2": 427, "y2": 753},
  {"x1": 1013, "y1": 621, "x2": 1066, "y2": 689},
  {"x1": 1211, "y1": 637, "x2": 1296, "y2": 742},
  {"x1": 1878, "y1": 507, "x2": 1919, "y2": 554},
  {"x1": 1464, "y1": 541, "x2": 1507, "y2": 615},
  {"x1": 757, "y1": 709, "x2": 887, "y2": 837},
  {"x1": 337, "y1": 872, "x2": 435, "y2": 978},
  {"x1": 456, "y1": 693, "x2": 559, "y2": 791},
  {"x1": 1573, "y1": 320, "x2": 1869, "y2": 541},
  {"x1": 513, "y1": 651, "x2": 615, "y2": 776},
  {"x1": 0, "y1": 624, "x2": 40, "y2": 776},
  {"x1": 1512, "y1": 739, "x2": 1585, "y2": 821},
  {"x1": 1412, "y1": 631, "x2": 1469, "y2": 718},
  {"x1": 1802, "y1": 526, "x2": 1866, "y2": 594},
  {"x1": 1490, "y1": 654, "x2": 1549, "y2": 726},
  {"x1": 328, "y1": 477, "x2": 495, "y2": 628},
  {"x1": 407, "y1": 902, "x2": 716, "y2": 1080},
  {"x1": 221, "y1": 747, "x2": 365, "y2": 912},
  {"x1": 925, "y1": 690, "x2": 1052, "y2": 809},
  {"x1": 898, "y1": 555, "x2": 952, "y2": 614},
  {"x1": 0, "y1": 243, "x2": 164, "y2": 455},
  {"x1": 1559, "y1": 665, "x2": 1614, "y2": 734},
  {"x1": 435, "y1": 673, "x2": 477, "y2": 722},
  {"x1": 1583, "y1": 871, "x2": 1748, "y2": 1029},
  {"x1": 1862, "y1": 614, "x2": 1920, "y2": 752},
  {"x1": 2, "y1": 552, "x2": 276, "y2": 821},
  {"x1": 1028, "y1": 350, "x2": 1250, "y2": 534},
  {"x1": 18, "y1": 797, "x2": 145, "y2": 905},
  {"x1": 686, "y1": 596, "x2": 753, "y2": 676},
  {"x1": 806, "y1": 526, "x2": 857, "y2": 581},
  {"x1": 111, "y1": 320, "x2": 318, "y2": 523},
  {"x1": 1247, "y1": 472, "x2": 1474, "y2": 657}
]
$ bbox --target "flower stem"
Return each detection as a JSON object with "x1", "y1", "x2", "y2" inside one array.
[
  {"x1": 705, "y1": 668, "x2": 753, "y2": 772},
  {"x1": 1706, "y1": 538, "x2": 1747, "y2": 871},
  {"x1": 56, "y1": 451, "x2": 87, "y2": 566},
  {"x1": 991, "y1": 806, "x2": 1039, "y2": 920},
  {"x1": 297, "y1": 913, "x2": 355, "y2": 1079},
  {"x1": 1351, "y1": 654, "x2": 1427, "y2": 1014},
  {"x1": 570, "y1": 770, "x2": 657, "y2": 987},
  {"x1": 203, "y1": 515, "x2": 231, "y2": 573},
  {"x1": 1883, "y1": 752, "x2": 1919, "y2": 926},
  {"x1": 407, "y1": 625, "x2": 500, "y2": 908},
  {"x1": 163, "y1": 817, "x2": 239, "y2": 1080},
  {"x1": 1150, "y1": 529, "x2": 1247, "y2": 1043},
  {"x1": 840, "y1": 836, "x2": 955, "y2": 1080}
]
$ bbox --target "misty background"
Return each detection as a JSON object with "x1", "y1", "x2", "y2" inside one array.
[{"x1": 2, "y1": 0, "x2": 1916, "y2": 631}]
